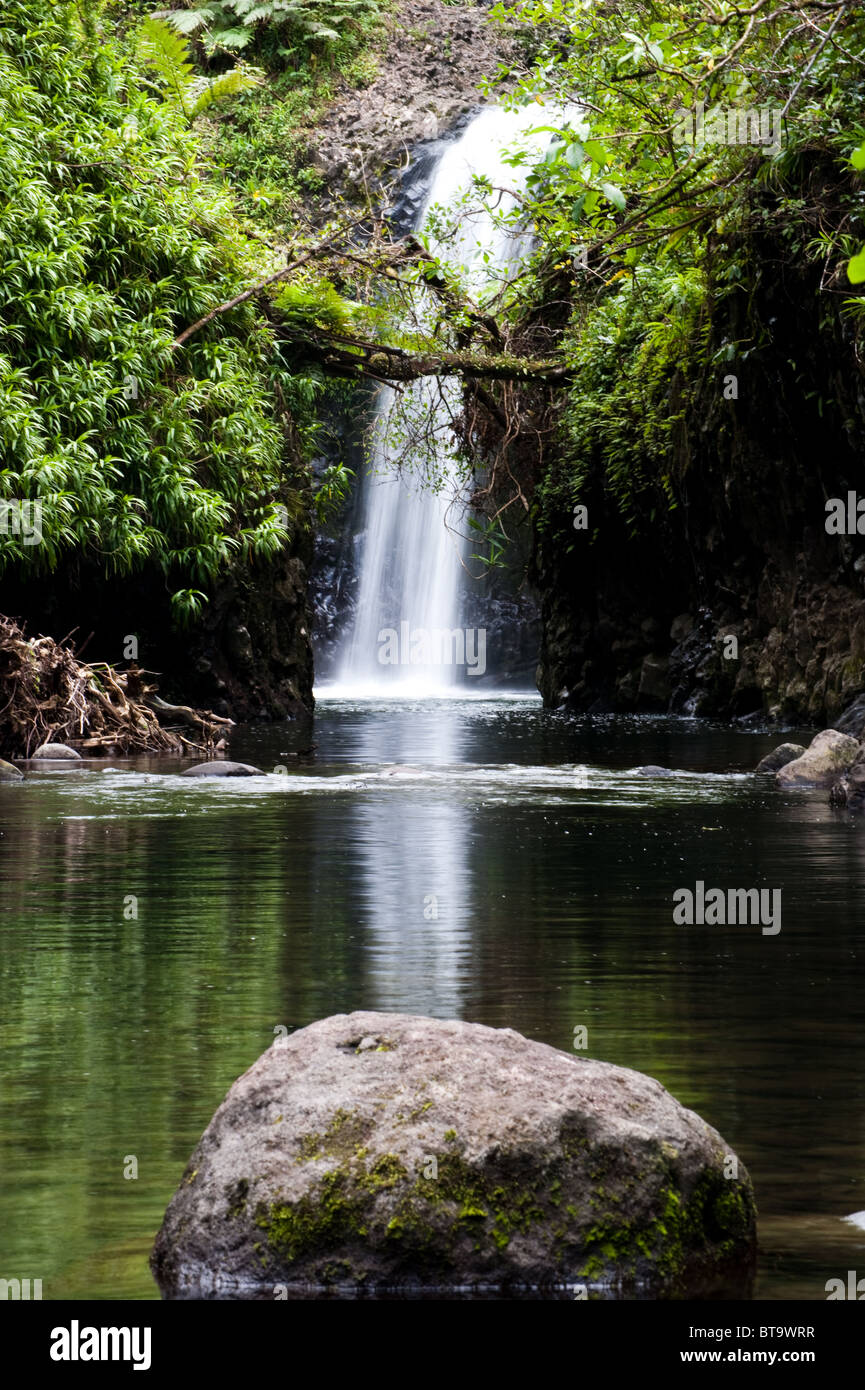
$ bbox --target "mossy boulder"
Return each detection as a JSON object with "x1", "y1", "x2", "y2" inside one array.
[
  {"x1": 775, "y1": 729, "x2": 860, "y2": 788},
  {"x1": 0, "y1": 758, "x2": 23, "y2": 781},
  {"x1": 150, "y1": 1012, "x2": 756, "y2": 1298}
]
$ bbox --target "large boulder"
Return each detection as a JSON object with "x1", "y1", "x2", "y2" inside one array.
[
  {"x1": 151, "y1": 1012, "x2": 756, "y2": 1298},
  {"x1": 0, "y1": 758, "x2": 23, "y2": 781},
  {"x1": 755, "y1": 742, "x2": 806, "y2": 774},
  {"x1": 181, "y1": 761, "x2": 262, "y2": 778},
  {"x1": 775, "y1": 729, "x2": 860, "y2": 788}
]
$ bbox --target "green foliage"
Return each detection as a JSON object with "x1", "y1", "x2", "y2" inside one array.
[
  {"x1": 313, "y1": 461, "x2": 354, "y2": 524},
  {"x1": 273, "y1": 280, "x2": 356, "y2": 334},
  {"x1": 467, "y1": 514, "x2": 509, "y2": 572},
  {"x1": 0, "y1": 0, "x2": 313, "y2": 611},
  {"x1": 848, "y1": 143, "x2": 865, "y2": 283},
  {"x1": 478, "y1": 1, "x2": 865, "y2": 535},
  {"x1": 168, "y1": 0, "x2": 384, "y2": 66},
  {"x1": 537, "y1": 267, "x2": 707, "y2": 538},
  {"x1": 136, "y1": 15, "x2": 262, "y2": 120},
  {"x1": 174, "y1": 0, "x2": 389, "y2": 223},
  {"x1": 484, "y1": 0, "x2": 865, "y2": 301}
]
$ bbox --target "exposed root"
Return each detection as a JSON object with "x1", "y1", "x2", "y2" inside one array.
[{"x1": 0, "y1": 615, "x2": 233, "y2": 759}]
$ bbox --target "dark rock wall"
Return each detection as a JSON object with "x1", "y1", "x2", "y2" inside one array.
[
  {"x1": 0, "y1": 529, "x2": 315, "y2": 721},
  {"x1": 532, "y1": 226, "x2": 865, "y2": 725}
]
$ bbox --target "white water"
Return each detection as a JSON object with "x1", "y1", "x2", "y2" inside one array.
[{"x1": 328, "y1": 105, "x2": 565, "y2": 700}]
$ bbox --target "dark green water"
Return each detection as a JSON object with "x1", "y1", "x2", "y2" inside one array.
[{"x1": 1, "y1": 696, "x2": 864, "y2": 1299}]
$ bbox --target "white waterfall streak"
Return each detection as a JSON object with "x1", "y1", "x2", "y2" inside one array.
[{"x1": 333, "y1": 105, "x2": 562, "y2": 697}]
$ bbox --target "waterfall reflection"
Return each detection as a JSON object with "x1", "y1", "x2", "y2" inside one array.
[{"x1": 348, "y1": 707, "x2": 471, "y2": 1015}]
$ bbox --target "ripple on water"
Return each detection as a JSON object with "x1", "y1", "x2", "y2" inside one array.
[{"x1": 36, "y1": 759, "x2": 757, "y2": 821}]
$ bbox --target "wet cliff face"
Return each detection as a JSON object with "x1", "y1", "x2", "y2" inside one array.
[{"x1": 532, "y1": 222, "x2": 865, "y2": 726}]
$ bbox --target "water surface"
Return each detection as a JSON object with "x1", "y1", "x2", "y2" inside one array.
[{"x1": 1, "y1": 697, "x2": 863, "y2": 1299}]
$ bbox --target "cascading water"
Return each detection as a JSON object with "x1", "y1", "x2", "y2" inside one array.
[{"x1": 328, "y1": 105, "x2": 562, "y2": 698}]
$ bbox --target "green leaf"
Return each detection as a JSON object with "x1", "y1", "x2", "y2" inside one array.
[
  {"x1": 584, "y1": 139, "x2": 609, "y2": 168},
  {"x1": 189, "y1": 67, "x2": 263, "y2": 117},
  {"x1": 848, "y1": 249, "x2": 865, "y2": 284},
  {"x1": 167, "y1": 8, "x2": 215, "y2": 35},
  {"x1": 601, "y1": 182, "x2": 626, "y2": 212}
]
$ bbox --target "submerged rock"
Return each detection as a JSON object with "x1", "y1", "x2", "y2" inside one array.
[
  {"x1": 0, "y1": 758, "x2": 23, "y2": 781},
  {"x1": 775, "y1": 729, "x2": 860, "y2": 788},
  {"x1": 829, "y1": 763, "x2": 865, "y2": 811},
  {"x1": 181, "y1": 761, "x2": 263, "y2": 778},
  {"x1": 755, "y1": 742, "x2": 806, "y2": 774},
  {"x1": 31, "y1": 742, "x2": 81, "y2": 760},
  {"x1": 634, "y1": 765, "x2": 676, "y2": 778},
  {"x1": 151, "y1": 1012, "x2": 756, "y2": 1298}
]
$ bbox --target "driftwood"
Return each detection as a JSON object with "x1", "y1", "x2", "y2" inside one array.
[{"x1": 0, "y1": 615, "x2": 233, "y2": 759}]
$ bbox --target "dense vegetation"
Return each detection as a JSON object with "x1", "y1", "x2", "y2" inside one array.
[
  {"x1": 468, "y1": 0, "x2": 865, "y2": 538},
  {"x1": 2, "y1": 0, "x2": 864, "y2": 706},
  {"x1": 0, "y1": 0, "x2": 332, "y2": 626},
  {"x1": 169, "y1": 0, "x2": 390, "y2": 222}
]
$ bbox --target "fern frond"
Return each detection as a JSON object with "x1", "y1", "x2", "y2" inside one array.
[
  {"x1": 167, "y1": 7, "x2": 217, "y2": 35},
  {"x1": 205, "y1": 26, "x2": 254, "y2": 49},
  {"x1": 189, "y1": 66, "x2": 263, "y2": 117},
  {"x1": 136, "y1": 16, "x2": 195, "y2": 116},
  {"x1": 242, "y1": 4, "x2": 280, "y2": 22}
]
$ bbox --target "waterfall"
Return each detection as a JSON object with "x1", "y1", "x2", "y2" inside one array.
[{"x1": 330, "y1": 105, "x2": 560, "y2": 698}]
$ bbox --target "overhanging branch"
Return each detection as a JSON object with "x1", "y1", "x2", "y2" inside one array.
[{"x1": 281, "y1": 331, "x2": 571, "y2": 386}]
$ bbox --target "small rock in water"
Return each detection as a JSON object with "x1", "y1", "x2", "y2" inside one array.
[
  {"x1": 181, "y1": 761, "x2": 263, "y2": 778},
  {"x1": 151, "y1": 1011, "x2": 756, "y2": 1299},
  {"x1": 31, "y1": 742, "x2": 81, "y2": 760},
  {"x1": 755, "y1": 743, "x2": 806, "y2": 774},
  {"x1": 0, "y1": 758, "x2": 24, "y2": 781},
  {"x1": 829, "y1": 763, "x2": 865, "y2": 811},
  {"x1": 634, "y1": 765, "x2": 676, "y2": 778}
]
